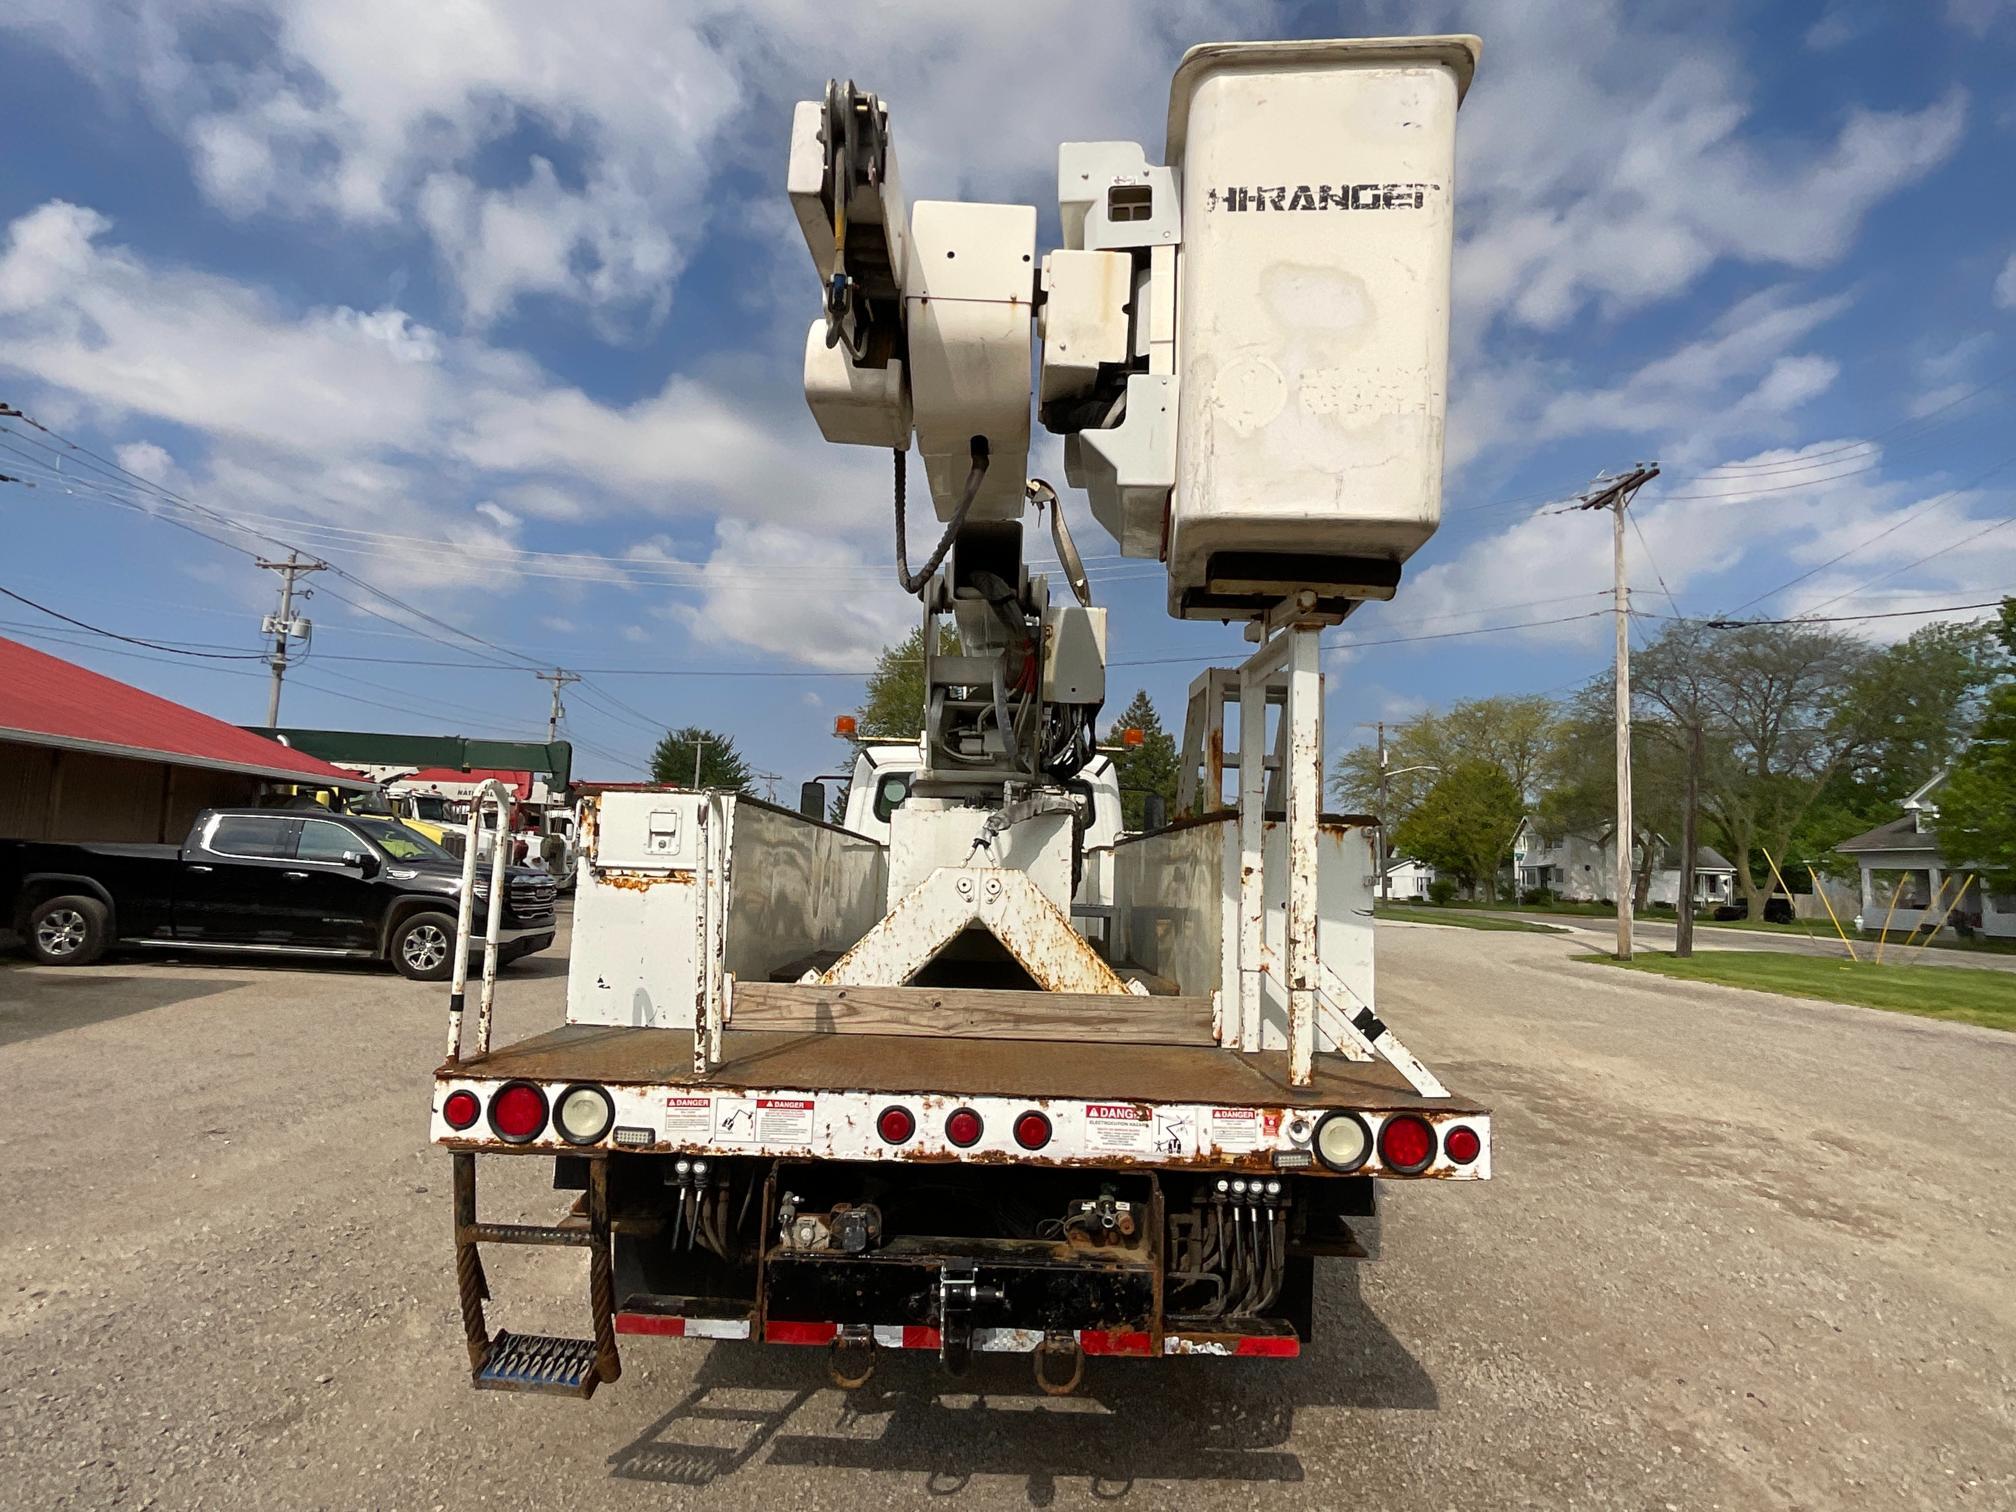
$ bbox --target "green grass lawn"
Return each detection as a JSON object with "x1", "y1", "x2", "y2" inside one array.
[
  {"x1": 1575, "y1": 949, "x2": 2016, "y2": 1031},
  {"x1": 1376, "y1": 904, "x2": 1565, "y2": 933},
  {"x1": 1694, "y1": 916, "x2": 2016, "y2": 956}
]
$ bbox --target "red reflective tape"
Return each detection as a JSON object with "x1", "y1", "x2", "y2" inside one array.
[
  {"x1": 766, "y1": 1320, "x2": 839, "y2": 1346},
  {"x1": 615, "y1": 1311, "x2": 686, "y2": 1337},
  {"x1": 1234, "y1": 1335, "x2": 1300, "y2": 1358},
  {"x1": 1078, "y1": 1329, "x2": 1154, "y2": 1357},
  {"x1": 900, "y1": 1325, "x2": 941, "y2": 1351}
]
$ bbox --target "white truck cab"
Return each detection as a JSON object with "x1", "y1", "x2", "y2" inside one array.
[{"x1": 838, "y1": 739, "x2": 1125, "y2": 947}]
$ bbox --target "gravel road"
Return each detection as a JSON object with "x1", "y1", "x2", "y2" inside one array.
[{"x1": 2, "y1": 919, "x2": 2011, "y2": 1509}]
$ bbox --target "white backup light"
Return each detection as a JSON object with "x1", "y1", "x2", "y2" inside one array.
[
  {"x1": 555, "y1": 1085, "x2": 615, "y2": 1145},
  {"x1": 1314, "y1": 1111, "x2": 1371, "y2": 1172}
]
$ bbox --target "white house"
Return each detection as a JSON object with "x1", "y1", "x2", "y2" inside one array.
[
  {"x1": 1513, "y1": 818, "x2": 1736, "y2": 907},
  {"x1": 1378, "y1": 856, "x2": 1438, "y2": 900},
  {"x1": 1646, "y1": 845, "x2": 1737, "y2": 909},
  {"x1": 1834, "y1": 772, "x2": 2016, "y2": 939},
  {"x1": 1512, "y1": 820, "x2": 1611, "y2": 901}
]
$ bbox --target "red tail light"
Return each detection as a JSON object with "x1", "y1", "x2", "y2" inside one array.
[
  {"x1": 1377, "y1": 1114, "x2": 1436, "y2": 1172},
  {"x1": 945, "y1": 1108, "x2": 984, "y2": 1148},
  {"x1": 877, "y1": 1105, "x2": 917, "y2": 1144},
  {"x1": 1444, "y1": 1125, "x2": 1482, "y2": 1165},
  {"x1": 1013, "y1": 1111, "x2": 1052, "y2": 1150},
  {"x1": 441, "y1": 1090, "x2": 480, "y2": 1130},
  {"x1": 488, "y1": 1081, "x2": 548, "y2": 1143}
]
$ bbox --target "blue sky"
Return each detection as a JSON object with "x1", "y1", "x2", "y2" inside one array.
[{"x1": 2, "y1": 1, "x2": 2013, "y2": 789}]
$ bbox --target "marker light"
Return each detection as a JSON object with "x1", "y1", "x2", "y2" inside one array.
[
  {"x1": 1444, "y1": 1125, "x2": 1482, "y2": 1165},
  {"x1": 945, "y1": 1108, "x2": 984, "y2": 1148},
  {"x1": 1377, "y1": 1114, "x2": 1437, "y2": 1174},
  {"x1": 555, "y1": 1084, "x2": 614, "y2": 1145},
  {"x1": 1313, "y1": 1111, "x2": 1371, "y2": 1172},
  {"x1": 1013, "y1": 1111, "x2": 1052, "y2": 1151},
  {"x1": 442, "y1": 1090, "x2": 480, "y2": 1131},
  {"x1": 877, "y1": 1105, "x2": 917, "y2": 1144},
  {"x1": 488, "y1": 1081, "x2": 548, "y2": 1143}
]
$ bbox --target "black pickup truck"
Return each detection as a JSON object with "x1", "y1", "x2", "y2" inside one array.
[{"x1": 4, "y1": 808, "x2": 556, "y2": 981}]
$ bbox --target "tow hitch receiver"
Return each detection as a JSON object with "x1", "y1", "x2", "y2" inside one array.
[{"x1": 933, "y1": 1260, "x2": 1004, "y2": 1376}]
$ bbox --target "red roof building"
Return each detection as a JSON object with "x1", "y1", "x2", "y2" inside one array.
[{"x1": 0, "y1": 635, "x2": 367, "y2": 843}]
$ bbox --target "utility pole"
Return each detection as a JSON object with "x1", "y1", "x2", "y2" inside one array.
[
  {"x1": 1376, "y1": 721, "x2": 1390, "y2": 901},
  {"x1": 256, "y1": 553, "x2": 325, "y2": 727},
  {"x1": 690, "y1": 734, "x2": 711, "y2": 790},
  {"x1": 1571, "y1": 463, "x2": 1660, "y2": 961},
  {"x1": 1357, "y1": 721, "x2": 1392, "y2": 900},
  {"x1": 1676, "y1": 718, "x2": 1702, "y2": 958},
  {"x1": 534, "y1": 669, "x2": 581, "y2": 741}
]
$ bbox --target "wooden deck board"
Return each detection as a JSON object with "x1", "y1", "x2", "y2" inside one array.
[
  {"x1": 727, "y1": 982, "x2": 1217, "y2": 1046},
  {"x1": 449, "y1": 1023, "x2": 1480, "y2": 1114}
]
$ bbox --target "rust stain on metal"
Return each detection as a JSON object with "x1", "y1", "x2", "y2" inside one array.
[{"x1": 596, "y1": 868, "x2": 696, "y2": 892}]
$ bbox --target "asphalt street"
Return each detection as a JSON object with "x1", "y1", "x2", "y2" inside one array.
[{"x1": 2, "y1": 917, "x2": 2011, "y2": 1509}]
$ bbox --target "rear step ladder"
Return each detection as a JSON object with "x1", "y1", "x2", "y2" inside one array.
[{"x1": 453, "y1": 1152, "x2": 622, "y2": 1399}]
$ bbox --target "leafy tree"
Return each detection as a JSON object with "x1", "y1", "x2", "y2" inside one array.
[
  {"x1": 649, "y1": 726, "x2": 754, "y2": 793},
  {"x1": 851, "y1": 624, "x2": 961, "y2": 741},
  {"x1": 1106, "y1": 689, "x2": 1179, "y2": 830},
  {"x1": 1619, "y1": 619, "x2": 1903, "y2": 918},
  {"x1": 1392, "y1": 760, "x2": 1524, "y2": 900},
  {"x1": 1931, "y1": 600, "x2": 2016, "y2": 892},
  {"x1": 1799, "y1": 618, "x2": 1999, "y2": 869},
  {"x1": 1536, "y1": 684, "x2": 1689, "y2": 908},
  {"x1": 1333, "y1": 695, "x2": 1561, "y2": 828}
]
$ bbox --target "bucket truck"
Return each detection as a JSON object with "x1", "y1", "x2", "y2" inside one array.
[{"x1": 428, "y1": 34, "x2": 1487, "y2": 1397}]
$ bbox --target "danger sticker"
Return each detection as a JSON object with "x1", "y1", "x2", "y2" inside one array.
[
  {"x1": 1084, "y1": 1103, "x2": 1154, "y2": 1154},
  {"x1": 755, "y1": 1097, "x2": 814, "y2": 1145},
  {"x1": 1208, "y1": 1107, "x2": 1260, "y2": 1152},
  {"x1": 664, "y1": 1096, "x2": 712, "y2": 1142},
  {"x1": 711, "y1": 1097, "x2": 814, "y2": 1145}
]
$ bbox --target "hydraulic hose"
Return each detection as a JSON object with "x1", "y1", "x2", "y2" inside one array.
[{"x1": 894, "y1": 442, "x2": 989, "y2": 596}]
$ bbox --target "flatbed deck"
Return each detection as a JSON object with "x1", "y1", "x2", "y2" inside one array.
[{"x1": 448, "y1": 1024, "x2": 1482, "y2": 1115}]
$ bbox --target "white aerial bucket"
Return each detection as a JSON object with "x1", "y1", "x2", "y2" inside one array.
[{"x1": 1164, "y1": 36, "x2": 1480, "y2": 620}]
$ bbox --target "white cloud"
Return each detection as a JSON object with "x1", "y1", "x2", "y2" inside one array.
[
  {"x1": 1740, "y1": 354, "x2": 1840, "y2": 414},
  {"x1": 1452, "y1": 6, "x2": 1965, "y2": 334},
  {"x1": 1994, "y1": 253, "x2": 2016, "y2": 310},
  {"x1": 0, "y1": 0, "x2": 1244, "y2": 327},
  {"x1": 1804, "y1": 9, "x2": 1867, "y2": 49},
  {"x1": 113, "y1": 440, "x2": 174, "y2": 483},
  {"x1": 1945, "y1": 0, "x2": 2015, "y2": 36},
  {"x1": 666, "y1": 519, "x2": 916, "y2": 671}
]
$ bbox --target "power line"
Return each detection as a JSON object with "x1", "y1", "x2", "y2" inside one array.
[
  {"x1": 1799, "y1": 518, "x2": 2016, "y2": 618},
  {"x1": 1716, "y1": 450, "x2": 2016, "y2": 615},
  {"x1": 0, "y1": 584, "x2": 269, "y2": 659},
  {"x1": 1686, "y1": 596, "x2": 2013, "y2": 630}
]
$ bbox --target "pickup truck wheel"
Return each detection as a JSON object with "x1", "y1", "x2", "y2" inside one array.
[
  {"x1": 391, "y1": 912, "x2": 457, "y2": 982},
  {"x1": 28, "y1": 895, "x2": 109, "y2": 967}
]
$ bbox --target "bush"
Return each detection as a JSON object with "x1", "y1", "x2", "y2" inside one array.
[
  {"x1": 1520, "y1": 886, "x2": 1555, "y2": 906},
  {"x1": 1427, "y1": 878, "x2": 1458, "y2": 906}
]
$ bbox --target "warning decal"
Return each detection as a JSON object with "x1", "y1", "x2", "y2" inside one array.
[
  {"x1": 711, "y1": 1096, "x2": 814, "y2": 1145},
  {"x1": 755, "y1": 1097, "x2": 814, "y2": 1145},
  {"x1": 664, "y1": 1096, "x2": 712, "y2": 1143},
  {"x1": 1208, "y1": 1107, "x2": 1260, "y2": 1152},
  {"x1": 1084, "y1": 1102, "x2": 1155, "y2": 1154}
]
